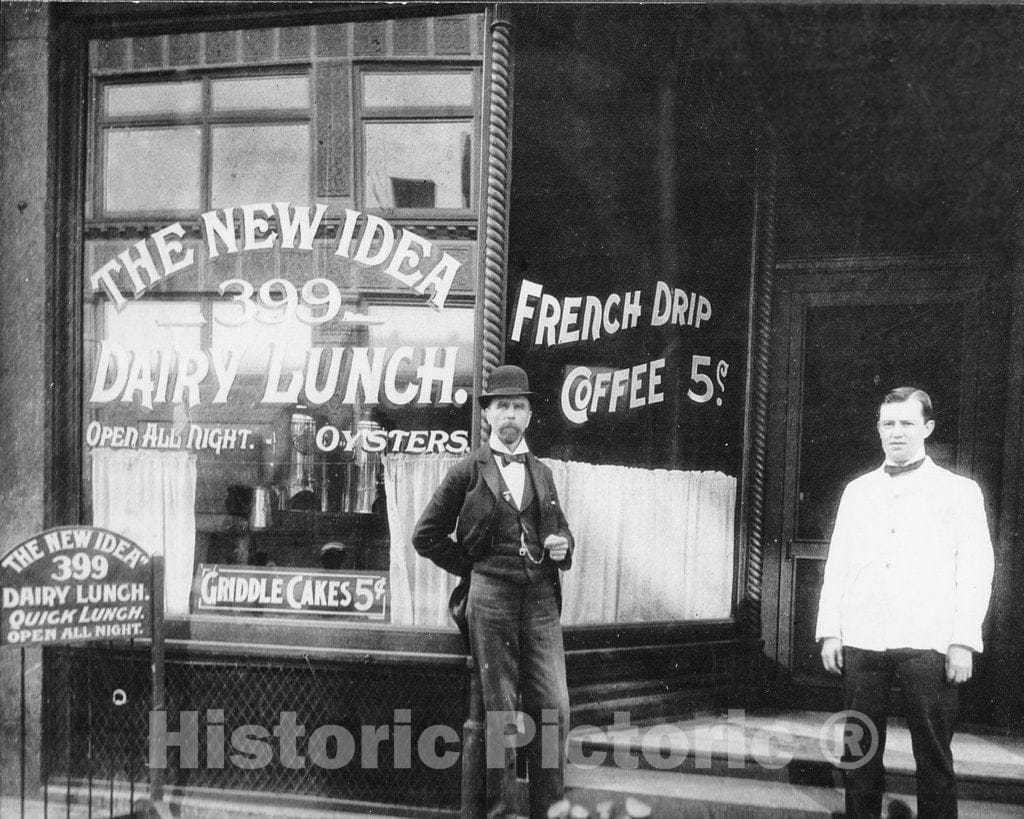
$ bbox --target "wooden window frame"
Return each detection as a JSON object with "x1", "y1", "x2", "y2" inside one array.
[
  {"x1": 354, "y1": 62, "x2": 481, "y2": 220},
  {"x1": 91, "y1": 66, "x2": 314, "y2": 221}
]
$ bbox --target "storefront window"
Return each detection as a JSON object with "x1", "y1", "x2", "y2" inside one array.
[
  {"x1": 504, "y1": 18, "x2": 754, "y2": 625},
  {"x1": 82, "y1": 16, "x2": 484, "y2": 628},
  {"x1": 80, "y1": 11, "x2": 741, "y2": 634}
]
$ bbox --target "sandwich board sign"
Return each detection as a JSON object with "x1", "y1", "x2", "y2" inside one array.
[
  {"x1": 1, "y1": 526, "x2": 169, "y2": 816},
  {"x1": 1, "y1": 526, "x2": 154, "y2": 646}
]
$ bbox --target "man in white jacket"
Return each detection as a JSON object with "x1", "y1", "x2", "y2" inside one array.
[{"x1": 816, "y1": 386, "x2": 994, "y2": 819}]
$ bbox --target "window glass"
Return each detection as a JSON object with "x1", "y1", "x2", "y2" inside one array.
[
  {"x1": 365, "y1": 303, "x2": 475, "y2": 421},
  {"x1": 366, "y1": 303, "x2": 474, "y2": 353},
  {"x1": 84, "y1": 23, "x2": 483, "y2": 628},
  {"x1": 211, "y1": 124, "x2": 310, "y2": 207},
  {"x1": 210, "y1": 302, "x2": 313, "y2": 374},
  {"x1": 104, "y1": 127, "x2": 201, "y2": 212},
  {"x1": 501, "y1": 22, "x2": 756, "y2": 624},
  {"x1": 363, "y1": 72, "x2": 473, "y2": 108},
  {"x1": 211, "y1": 76, "x2": 310, "y2": 111},
  {"x1": 364, "y1": 122, "x2": 471, "y2": 209},
  {"x1": 106, "y1": 82, "x2": 203, "y2": 117},
  {"x1": 104, "y1": 301, "x2": 204, "y2": 353},
  {"x1": 98, "y1": 74, "x2": 312, "y2": 217}
]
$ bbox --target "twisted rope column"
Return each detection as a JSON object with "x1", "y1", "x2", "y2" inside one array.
[
  {"x1": 464, "y1": 10, "x2": 515, "y2": 817},
  {"x1": 743, "y1": 144, "x2": 779, "y2": 639},
  {"x1": 474, "y1": 8, "x2": 514, "y2": 443}
]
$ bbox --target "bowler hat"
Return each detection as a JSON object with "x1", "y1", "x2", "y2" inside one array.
[{"x1": 477, "y1": 365, "x2": 539, "y2": 406}]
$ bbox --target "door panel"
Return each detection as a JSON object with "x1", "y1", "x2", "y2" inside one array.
[
  {"x1": 767, "y1": 268, "x2": 982, "y2": 695},
  {"x1": 796, "y1": 303, "x2": 967, "y2": 541}
]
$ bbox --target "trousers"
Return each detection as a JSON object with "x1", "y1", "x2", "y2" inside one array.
[
  {"x1": 467, "y1": 570, "x2": 570, "y2": 819},
  {"x1": 842, "y1": 647, "x2": 959, "y2": 819}
]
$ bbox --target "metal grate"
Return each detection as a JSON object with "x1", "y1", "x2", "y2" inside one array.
[
  {"x1": 43, "y1": 643, "x2": 149, "y2": 816},
  {"x1": 44, "y1": 643, "x2": 465, "y2": 811}
]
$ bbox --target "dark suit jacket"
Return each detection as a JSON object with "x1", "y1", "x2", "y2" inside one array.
[{"x1": 412, "y1": 444, "x2": 574, "y2": 580}]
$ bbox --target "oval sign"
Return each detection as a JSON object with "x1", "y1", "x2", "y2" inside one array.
[{"x1": 0, "y1": 526, "x2": 153, "y2": 646}]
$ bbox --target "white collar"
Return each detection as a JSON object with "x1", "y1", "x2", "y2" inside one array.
[
  {"x1": 489, "y1": 434, "x2": 529, "y2": 457},
  {"x1": 877, "y1": 454, "x2": 934, "y2": 476},
  {"x1": 876, "y1": 454, "x2": 933, "y2": 466}
]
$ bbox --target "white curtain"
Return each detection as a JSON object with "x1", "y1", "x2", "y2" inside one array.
[
  {"x1": 542, "y1": 460, "x2": 736, "y2": 624},
  {"x1": 384, "y1": 452, "x2": 736, "y2": 629},
  {"x1": 383, "y1": 452, "x2": 464, "y2": 628},
  {"x1": 91, "y1": 448, "x2": 198, "y2": 617}
]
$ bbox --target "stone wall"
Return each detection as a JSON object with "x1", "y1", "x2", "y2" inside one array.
[{"x1": 0, "y1": 0, "x2": 51, "y2": 797}]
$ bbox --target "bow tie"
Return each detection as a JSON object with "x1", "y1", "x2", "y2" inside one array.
[
  {"x1": 884, "y1": 458, "x2": 925, "y2": 477},
  {"x1": 499, "y1": 452, "x2": 526, "y2": 466}
]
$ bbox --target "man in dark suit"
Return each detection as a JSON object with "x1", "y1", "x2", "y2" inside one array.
[{"x1": 413, "y1": 364, "x2": 574, "y2": 819}]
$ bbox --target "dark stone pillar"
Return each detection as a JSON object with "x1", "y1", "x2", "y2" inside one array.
[{"x1": 0, "y1": 0, "x2": 51, "y2": 798}]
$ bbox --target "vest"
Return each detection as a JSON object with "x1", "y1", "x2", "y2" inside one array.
[{"x1": 472, "y1": 467, "x2": 555, "y2": 585}]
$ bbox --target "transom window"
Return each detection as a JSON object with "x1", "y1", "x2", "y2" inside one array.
[
  {"x1": 358, "y1": 69, "x2": 477, "y2": 213},
  {"x1": 95, "y1": 73, "x2": 312, "y2": 216}
]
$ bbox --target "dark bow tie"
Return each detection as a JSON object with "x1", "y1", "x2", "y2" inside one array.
[
  {"x1": 884, "y1": 458, "x2": 925, "y2": 476},
  {"x1": 499, "y1": 452, "x2": 526, "y2": 466}
]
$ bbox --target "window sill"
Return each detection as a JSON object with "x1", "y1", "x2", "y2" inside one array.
[{"x1": 152, "y1": 612, "x2": 745, "y2": 663}]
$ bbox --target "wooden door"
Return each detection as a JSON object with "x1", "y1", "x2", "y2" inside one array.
[{"x1": 762, "y1": 263, "x2": 983, "y2": 703}]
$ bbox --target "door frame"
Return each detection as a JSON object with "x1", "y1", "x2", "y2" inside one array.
[{"x1": 760, "y1": 256, "x2": 986, "y2": 701}]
